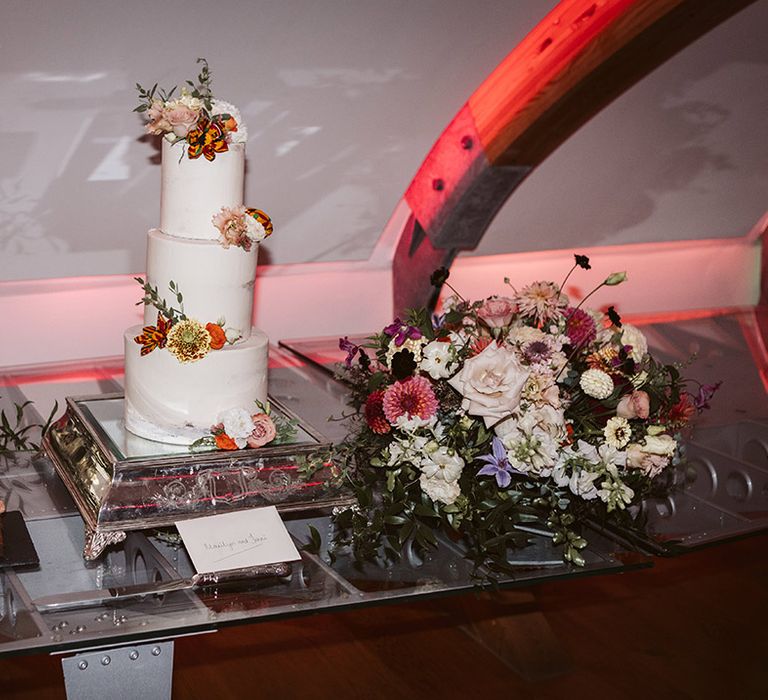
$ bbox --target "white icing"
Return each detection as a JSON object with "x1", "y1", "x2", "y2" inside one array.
[
  {"x1": 144, "y1": 228, "x2": 257, "y2": 339},
  {"x1": 159, "y1": 139, "x2": 244, "y2": 240},
  {"x1": 124, "y1": 326, "x2": 269, "y2": 445}
]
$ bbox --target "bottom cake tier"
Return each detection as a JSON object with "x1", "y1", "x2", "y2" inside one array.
[{"x1": 123, "y1": 326, "x2": 269, "y2": 445}]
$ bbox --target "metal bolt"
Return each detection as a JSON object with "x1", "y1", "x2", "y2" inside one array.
[
  {"x1": 101, "y1": 655, "x2": 111, "y2": 666},
  {"x1": 129, "y1": 650, "x2": 139, "y2": 661},
  {"x1": 460, "y1": 135, "x2": 473, "y2": 150},
  {"x1": 151, "y1": 646, "x2": 161, "y2": 656},
  {"x1": 432, "y1": 178, "x2": 445, "y2": 191},
  {"x1": 78, "y1": 660, "x2": 88, "y2": 671}
]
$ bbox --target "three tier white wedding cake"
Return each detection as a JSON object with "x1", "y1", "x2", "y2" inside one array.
[{"x1": 123, "y1": 61, "x2": 272, "y2": 446}]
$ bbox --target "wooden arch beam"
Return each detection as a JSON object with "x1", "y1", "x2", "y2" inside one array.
[{"x1": 393, "y1": 0, "x2": 757, "y2": 314}]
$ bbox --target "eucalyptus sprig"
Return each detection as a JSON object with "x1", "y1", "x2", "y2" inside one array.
[
  {"x1": 185, "y1": 58, "x2": 214, "y2": 112},
  {"x1": 134, "y1": 57, "x2": 213, "y2": 114},
  {"x1": 134, "y1": 277, "x2": 186, "y2": 324}
]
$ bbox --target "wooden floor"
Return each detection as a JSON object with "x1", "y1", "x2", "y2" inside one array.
[{"x1": 3, "y1": 533, "x2": 767, "y2": 699}]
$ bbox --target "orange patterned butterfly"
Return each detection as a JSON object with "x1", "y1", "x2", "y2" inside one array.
[{"x1": 133, "y1": 314, "x2": 171, "y2": 356}]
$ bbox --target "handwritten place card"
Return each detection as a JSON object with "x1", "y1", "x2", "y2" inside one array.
[{"x1": 176, "y1": 507, "x2": 300, "y2": 574}]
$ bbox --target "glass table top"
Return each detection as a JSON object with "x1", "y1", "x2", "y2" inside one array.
[{"x1": 1, "y1": 310, "x2": 767, "y2": 658}]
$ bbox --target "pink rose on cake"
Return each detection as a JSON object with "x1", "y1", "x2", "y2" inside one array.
[
  {"x1": 247, "y1": 413, "x2": 277, "y2": 448},
  {"x1": 165, "y1": 103, "x2": 201, "y2": 138}
]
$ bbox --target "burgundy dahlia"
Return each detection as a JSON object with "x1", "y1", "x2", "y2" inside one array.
[
  {"x1": 565, "y1": 307, "x2": 597, "y2": 347},
  {"x1": 364, "y1": 390, "x2": 391, "y2": 434}
]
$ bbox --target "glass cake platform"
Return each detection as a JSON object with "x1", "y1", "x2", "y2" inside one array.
[{"x1": 42, "y1": 393, "x2": 351, "y2": 559}]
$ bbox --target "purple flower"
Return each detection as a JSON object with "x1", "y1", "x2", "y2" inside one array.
[
  {"x1": 695, "y1": 381, "x2": 722, "y2": 413},
  {"x1": 339, "y1": 336, "x2": 359, "y2": 367},
  {"x1": 477, "y1": 436, "x2": 519, "y2": 488},
  {"x1": 383, "y1": 318, "x2": 423, "y2": 347}
]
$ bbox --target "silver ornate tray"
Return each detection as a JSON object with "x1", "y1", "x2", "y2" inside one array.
[{"x1": 43, "y1": 393, "x2": 351, "y2": 559}]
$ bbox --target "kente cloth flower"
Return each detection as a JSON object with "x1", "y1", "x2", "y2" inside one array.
[
  {"x1": 579, "y1": 368, "x2": 614, "y2": 399},
  {"x1": 617, "y1": 390, "x2": 650, "y2": 419},
  {"x1": 448, "y1": 342, "x2": 529, "y2": 428},
  {"x1": 565, "y1": 307, "x2": 597, "y2": 347},
  {"x1": 477, "y1": 436, "x2": 517, "y2": 488},
  {"x1": 477, "y1": 296, "x2": 516, "y2": 329},
  {"x1": 247, "y1": 413, "x2": 277, "y2": 448},
  {"x1": 419, "y1": 472, "x2": 461, "y2": 506},
  {"x1": 620, "y1": 324, "x2": 648, "y2": 363},
  {"x1": 245, "y1": 208, "x2": 273, "y2": 239},
  {"x1": 604, "y1": 416, "x2": 631, "y2": 449},
  {"x1": 364, "y1": 390, "x2": 391, "y2": 435},
  {"x1": 186, "y1": 118, "x2": 229, "y2": 161},
  {"x1": 134, "y1": 313, "x2": 171, "y2": 356},
  {"x1": 206, "y1": 323, "x2": 227, "y2": 350},
  {"x1": 514, "y1": 281, "x2": 568, "y2": 326},
  {"x1": 382, "y1": 376, "x2": 438, "y2": 425},
  {"x1": 420, "y1": 340, "x2": 453, "y2": 380},
  {"x1": 383, "y1": 318, "x2": 422, "y2": 347},
  {"x1": 166, "y1": 319, "x2": 211, "y2": 363}
]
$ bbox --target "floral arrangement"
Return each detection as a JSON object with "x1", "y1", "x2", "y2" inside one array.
[
  {"x1": 133, "y1": 278, "x2": 242, "y2": 361},
  {"x1": 212, "y1": 206, "x2": 273, "y2": 251},
  {"x1": 191, "y1": 401, "x2": 296, "y2": 451},
  {"x1": 331, "y1": 257, "x2": 718, "y2": 574},
  {"x1": 135, "y1": 58, "x2": 246, "y2": 161}
]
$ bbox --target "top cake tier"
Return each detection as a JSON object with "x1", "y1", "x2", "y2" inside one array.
[{"x1": 159, "y1": 139, "x2": 245, "y2": 241}]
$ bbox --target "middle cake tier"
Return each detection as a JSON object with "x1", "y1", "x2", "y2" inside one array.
[{"x1": 145, "y1": 228, "x2": 257, "y2": 342}]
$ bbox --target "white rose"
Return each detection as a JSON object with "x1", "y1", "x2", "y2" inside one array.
[
  {"x1": 420, "y1": 340, "x2": 454, "y2": 379},
  {"x1": 245, "y1": 217, "x2": 267, "y2": 242},
  {"x1": 448, "y1": 343, "x2": 529, "y2": 428},
  {"x1": 419, "y1": 473, "x2": 461, "y2": 505},
  {"x1": 642, "y1": 434, "x2": 677, "y2": 456},
  {"x1": 621, "y1": 324, "x2": 648, "y2": 363}
]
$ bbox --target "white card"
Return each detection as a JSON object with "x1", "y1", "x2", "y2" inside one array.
[{"x1": 175, "y1": 507, "x2": 301, "y2": 574}]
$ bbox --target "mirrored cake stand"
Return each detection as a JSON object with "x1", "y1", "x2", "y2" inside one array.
[{"x1": 42, "y1": 393, "x2": 351, "y2": 559}]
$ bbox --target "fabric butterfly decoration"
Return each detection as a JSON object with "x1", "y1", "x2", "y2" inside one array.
[
  {"x1": 186, "y1": 118, "x2": 228, "y2": 161},
  {"x1": 133, "y1": 314, "x2": 172, "y2": 356}
]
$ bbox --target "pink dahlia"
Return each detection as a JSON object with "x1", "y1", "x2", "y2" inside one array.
[
  {"x1": 382, "y1": 376, "x2": 439, "y2": 425},
  {"x1": 565, "y1": 307, "x2": 597, "y2": 347},
  {"x1": 364, "y1": 390, "x2": 390, "y2": 435}
]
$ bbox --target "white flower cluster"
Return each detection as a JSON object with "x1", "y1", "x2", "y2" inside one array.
[{"x1": 211, "y1": 99, "x2": 248, "y2": 143}]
